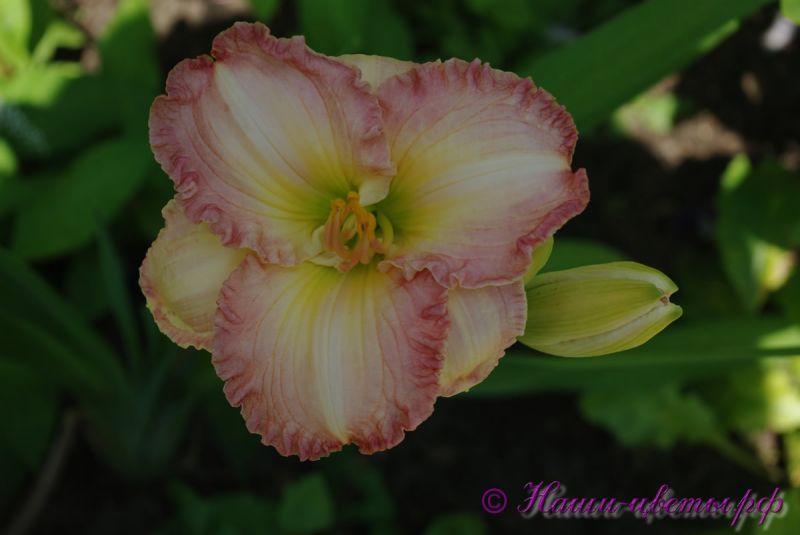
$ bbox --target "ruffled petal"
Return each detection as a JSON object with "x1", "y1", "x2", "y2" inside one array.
[
  {"x1": 376, "y1": 59, "x2": 589, "y2": 289},
  {"x1": 149, "y1": 22, "x2": 395, "y2": 266},
  {"x1": 139, "y1": 200, "x2": 248, "y2": 349},
  {"x1": 338, "y1": 54, "x2": 416, "y2": 90},
  {"x1": 439, "y1": 281, "x2": 526, "y2": 396},
  {"x1": 213, "y1": 257, "x2": 450, "y2": 460}
]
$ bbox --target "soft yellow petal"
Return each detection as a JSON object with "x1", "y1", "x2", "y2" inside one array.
[
  {"x1": 139, "y1": 200, "x2": 248, "y2": 349},
  {"x1": 440, "y1": 281, "x2": 526, "y2": 396},
  {"x1": 338, "y1": 53, "x2": 416, "y2": 90}
]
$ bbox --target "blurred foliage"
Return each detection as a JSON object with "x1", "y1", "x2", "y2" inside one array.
[
  {"x1": 717, "y1": 154, "x2": 800, "y2": 312},
  {"x1": 783, "y1": 0, "x2": 800, "y2": 22},
  {"x1": 1, "y1": 0, "x2": 799, "y2": 532}
]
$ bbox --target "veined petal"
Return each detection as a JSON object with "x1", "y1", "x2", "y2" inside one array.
[
  {"x1": 377, "y1": 59, "x2": 589, "y2": 289},
  {"x1": 338, "y1": 54, "x2": 416, "y2": 90},
  {"x1": 149, "y1": 22, "x2": 395, "y2": 266},
  {"x1": 139, "y1": 200, "x2": 248, "y2": 349},
  {"x1": 440, "y1": 280, "x2": 526, "y2": 397},
  {"x1": 213, "y1": 257, "x2": 449, "y2": 460}
]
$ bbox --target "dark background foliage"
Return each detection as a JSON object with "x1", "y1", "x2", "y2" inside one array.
[{"x1": 1, "y1": 0, "x2": 800, "y2": 533}]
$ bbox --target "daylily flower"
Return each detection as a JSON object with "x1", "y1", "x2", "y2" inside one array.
[{"x1": 140, "y1": 22, "x2": 589, "y2": 460}]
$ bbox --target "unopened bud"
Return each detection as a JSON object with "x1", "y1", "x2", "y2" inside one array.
[
  {"x1": 523, "y1": 236, "x2": 554, "y2": 286},
  {"x1": 519, "y1": 261, "x2": 682, "y2": 357}
]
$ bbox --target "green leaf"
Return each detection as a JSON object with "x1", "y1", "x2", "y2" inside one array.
[
  {"x1": 31, "y1": 19, "x2": 86, "y2": 64},
  {"x1": 701, "y1": 358, "x2": 800, "y2": 434},
  {"x1": 164, "y1": 484, "x2": 279, "y2": 535},
  {"x1": 464, "y1": 0, "x2": 537, "y2": 31},
  {"x1": 324, "y1": 455, "x2": 395, "y2": 525},
  {"x1": 581, "y1": 384, "x2": 724, "y2": 448},
  {"x1": 0, "y1": 61, "x2": 82, "y2": 106},
  {"x1": 0, "y1": 0, "x2": 32, "y2": 68},
  {"x1": 0, "y1": 310, "x2": 113, "y2": 399},
  {"x1": 19, "y1": 74, "x2": 121, "y2": 156},
  {"x1": 778, "y1": 270, "x2": 800, "y2": 326},
  {"x1": 716, "y1": 155, "x2": 800, "y2": 312},
  {"x1": 298, "y1": 0, "x2": 412, "y2": 58},
  {"x1": 63, "y1": 247, "x2": 110, "y2": 320},
  {"x1": 298, "y1": 0, "x2": 369, "y2": 54},
  {"x1": 361, "y1": 0, "x2": 413, "y2": 59},
  {"x1": 0, "y1": 137, "x2": 17, "y2": 183},
  {"x1": 97, "y1": 0, "x2": 158, "y2": 136},
  {"x1": 782, "y1": 0, "x2": 800, "y2": 23},
  {"x1": 612, "y1": 90, "x2": 680, "y2": 136},
  {"x1": 579, "y1": 383, "x2": 755, "y2": 468},
  {"x1": 471, "y1": 317, "x2": 800, "y2": 396},
  {"x1": 0, "y1": 359, "x2": 57, "y2": 470},
  {"x1": 520, "y1": 0, "x2": 772, "y2": 131},
  {"x1": 249, "y1": 0, "x2": 281, "y2": 21},
  {"x1": 0, "y1": 247, "x2": 125, "y2": 397},
  {"x1": 785, "y1": 431, "x2": 800, "y2": 486},
  {"x1": 278, "y1": 473, "x2": 334, "y2": 533},
  {"x1": 424, "y1": 512, "x2": 487, "y2": 535},
  {"x1": 12, "y1": 137, "x2": 152, "y2": 260},
  {"x1": 96, "y1": 221, "x2": 142, "y2": 367}
]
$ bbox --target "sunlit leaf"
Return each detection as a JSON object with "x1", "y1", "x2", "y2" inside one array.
[
  {"x1": 0, "y1": 137, "x2": 16, "y2": 184},
  {"x1": 701, "y1": 358, "x2": 800, "y2": 434},
  {"x1": 0, "y1": 0, "x2": 32, "y2": 69},
  {"x1": 782, "y1": 0, "x2": 800, "y2": 24},
  {"x1": 0, "y1": 58, "x2": 82, "y2": 106},
  {"x1": 31, "y1": 19, "x2": 86, "y2": 64},
  {"x1": 717, "y1": 155, "x2": 800, "y2": 312},
  {"x1": 613, "y1": 90, "x2": 680, "y2": 136}
]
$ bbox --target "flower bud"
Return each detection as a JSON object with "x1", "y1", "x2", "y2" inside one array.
[
  {"x1": 519, "y1": 261, "x2": 682, "y2": 357},
  {"x1": 523, "y1": 236, "x2": 554, "y2": 286}
]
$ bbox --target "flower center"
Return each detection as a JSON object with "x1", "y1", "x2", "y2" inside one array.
[{"x1": 321, "y1": 191, "x2": 393, "y2": 271}]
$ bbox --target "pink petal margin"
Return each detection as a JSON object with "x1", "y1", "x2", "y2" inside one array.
[
  {"x1": 211, "y1": 256, "x2": 450, "y2": 460},
  {"x1": 377, "y1": 58, "x2": 590, "y2": 289}
]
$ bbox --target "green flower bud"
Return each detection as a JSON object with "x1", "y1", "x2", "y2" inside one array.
[
  {"x1": 523, "y1": 236, "x2": 554, "y2": 286},
  {"x1": 519, "y1": 261, "x2": 682, "y2": 357}
]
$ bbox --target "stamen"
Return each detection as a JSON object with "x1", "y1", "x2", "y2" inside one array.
[{"x1": 320, "y1": 191, "x2": 392, "y2": 271}]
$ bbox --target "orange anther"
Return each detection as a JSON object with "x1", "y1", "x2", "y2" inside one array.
[{"x1": 321, "y1": 191, "x2": 388, "y2": 271}]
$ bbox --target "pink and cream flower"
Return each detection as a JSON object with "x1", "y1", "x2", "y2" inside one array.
[{"x1": 140, "y1": 22, "x2": 589, "y2": 460}]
